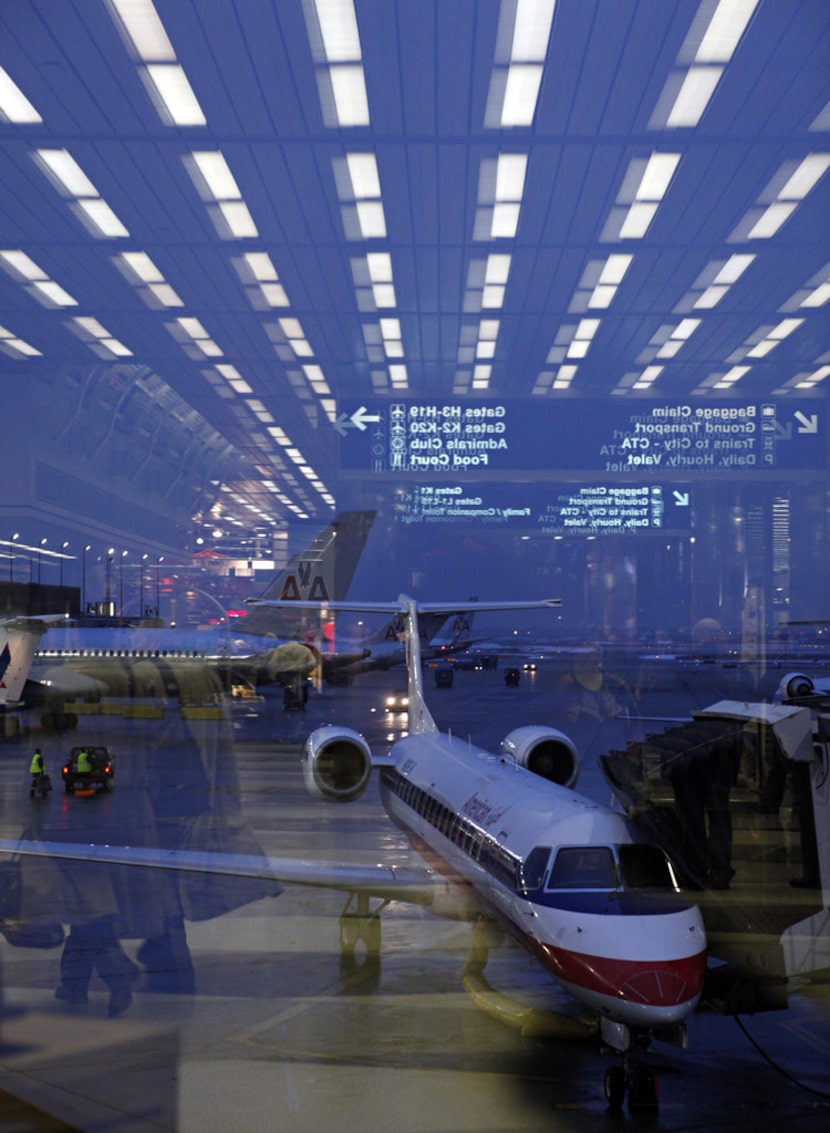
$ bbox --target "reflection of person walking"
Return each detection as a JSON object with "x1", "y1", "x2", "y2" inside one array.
[{"x1": 29, "y1": 748, "x2": 45, "y2": 798}]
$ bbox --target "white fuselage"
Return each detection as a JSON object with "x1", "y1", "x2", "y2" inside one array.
[{"x1": 379, "y1": 730, "x2": 707, "y2": 1030}]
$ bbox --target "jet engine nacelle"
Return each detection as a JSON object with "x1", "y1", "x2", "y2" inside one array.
[
  {"x1": 500, "y1": 725, "x2": 579, "y2": 789},
  {"x1": 778, "y1": 672, "x2": 815, "y2": 701},
  {"x1": 303, "y1": 725, "x2": 373, "y2": 802}
]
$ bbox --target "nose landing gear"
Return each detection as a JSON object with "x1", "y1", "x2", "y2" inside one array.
[{"x1": 604, "y1": 1058, "x2": 658, "y2": 1112}]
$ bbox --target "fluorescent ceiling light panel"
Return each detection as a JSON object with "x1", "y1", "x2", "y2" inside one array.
[
  {"x1": 372, "y1": 283, "x2": 396, "y2": 306},
  {"x1": 74, "y1": 316, "x2": 108, "y2": 336},
  {"x1": 491, "y1": 202, "x2": 521, "y2": 237},
  {"x1": 178, "y1": 317, "x2": 209, "y2": 338},
  {"x1": 35, "y1": 149, "x2": 98, "y2": 197},
  {"x1": 482, "y1": 285, "x2": 506, "y2": 307},
  {"x1": 696, "y1": 0, "x2": 759, "y2": 63},
  {"x1": 0, "y1": 67, "x2": 42, "y2": 122},
  {"x1": 109, "y1": 0, "x2": 175, "y2": 61},
  {"x1": 637, "y1": 152, "x2": 681, "y2": 199},
  {"x1": 355, "y1": 200, "x2": 386, "y2": 238},
  {"x1": 713, "y1": 254, "x2": 754, "y2": 283},
  {"x1": 501, "y1": 65, "x2": 543, "y2": 126},
  {"x1": 510, "y1": 0, "x2": 556, "y2": 62},
  {"x1": 801, "y1": 282, "x2": 830, "y2": 307},
  {"x1": 218, "y1": 200, "x2": 258, "y2": 238},
  {"x1": 101, "y1": 339, "x2": 133, "y2": 356},
  {"x1": 77, "y1": 198, "x2": 130, "y2": 237},
  {"x1": 346, "y1": 153, "x2": 380, "y2": 198},
  {"x1": 485, "y1": 254, "x2": 512, "y2": 284},
  {"x1": 244, "y1": 252, "x2": 278, "y2": 280},
  {"x1": 480, "y1": 319, "x2": 500, "y2": 339},
  {"x1": 147, "y1": 282, "x2": 183, "y2": 306},
  {"x1": 666, "y1": 66, "x2": 722, "y2": 127},
  {"x1": 674, "y1": 317, "x2": 702, "y2": 339},
  {"x1": 145, "y1": 64, "x2": 206, "y2": 126},
  {"x1": 587, "y1": 285, "x2": 616, "y2": 308},
  {"x1": 120, "y1": 251, "x2": 163, "y2": 282},
  {"x1": 495, "y1": 153, "x2": 528, "y2": 199},
  {"x1": 313, "y1": 0, "x2": 362, "y2": 62},
  {"x1": 619, "y1": 201, "x2": 659, "y2": 238},
  {"x1": 330, "y1": 65, "x2": 370, "y2": 126},
  {"x1": 0, "y1": 251, "x2": 47, "y2": 280},
  {"x1": 260, "y1": 283, "x2": 289, "y2": 306},
  {"x1": 694, "y1": 284, "x2": 729, "y2": 308},
  {"x1": 191, "y1": 152, "x2": 241, "y2": 199},
  {"x1": 366, "y1": 252, "x2": 392, "y2": 281},
  {"x1": 32, "y1": 281, "x2": 77, "y2": 306},
  {"x1": 768, "y1": 318, "x2": 804, "y2": 339},
  {"x1": 599, "y1": 254, "x2": 632, "y2": 285},
  {"x1": 476, "y1": 340, "x2": 496, "y2": 358},
  {"x1": 747, "y1": 201, "x2": 797, "y2": 238},
  {"x1": 778, "y1": 153, "x2": 830, "y2": 199}
]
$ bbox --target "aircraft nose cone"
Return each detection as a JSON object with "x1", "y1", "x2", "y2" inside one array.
[{"x1": 620, "y1": 965, "x2": 698, "y2": 1008}]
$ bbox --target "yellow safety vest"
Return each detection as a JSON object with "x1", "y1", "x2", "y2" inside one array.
[{"x1": 29, "y1": 753, "x2": 44, "y2": 774}]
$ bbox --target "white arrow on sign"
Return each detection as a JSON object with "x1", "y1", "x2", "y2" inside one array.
[
  {"x1": 333, "y1": 406, "x2": 382, "y2": 436},
  {"x1": 672, "y1": 491, "x2": 690, "y2": 506},
  {"x1": 794, "y1": 411, "x2": 818, "y2": 434}
]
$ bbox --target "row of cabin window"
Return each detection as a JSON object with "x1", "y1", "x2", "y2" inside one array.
[{"x1": 382, "y1": 768, "x2": 519, "y2": 891}]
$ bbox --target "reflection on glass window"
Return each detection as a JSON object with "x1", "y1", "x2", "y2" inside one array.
[{"x1": 547, "y1": 845, "x2": 617, "y2": 889}]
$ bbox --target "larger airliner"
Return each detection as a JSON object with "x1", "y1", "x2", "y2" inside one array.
[{"x1": 18, "y1": 511, "x2": 377, "y2": 723}]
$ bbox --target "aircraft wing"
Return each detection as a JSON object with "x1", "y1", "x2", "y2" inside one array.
[{"x1": 0, "y1": 837, "x2": 438, "y2": 907}]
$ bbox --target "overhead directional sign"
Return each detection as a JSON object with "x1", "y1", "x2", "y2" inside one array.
[
  {"x1": 395, "y1": 482, "x2": 693, "y2": 533},
  {"x1": 338, "y1": 400, "x2": 826, "y2": 474}
]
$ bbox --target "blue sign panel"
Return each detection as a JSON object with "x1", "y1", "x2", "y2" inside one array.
[
  {"x1": 395, "y1": 482, "x2": 692, "y2": 534},
  {"x1": 336, "y1": 400, "x2": 826, "y2": 474}
]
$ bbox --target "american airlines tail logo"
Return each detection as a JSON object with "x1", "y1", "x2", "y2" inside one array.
[
  {"x1": 279, "y1": 561, "x2": 331, "y2": 601},
  {"x1": 0, "y1": 642, "x2": 10, "y2": 688}
]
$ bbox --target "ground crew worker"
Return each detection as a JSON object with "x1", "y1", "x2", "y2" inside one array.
[
  {"x1": 76, "y1": 749, "x2": 92, "y2": 773},
  {"x1": 29, "y1": 747, "x2": 45, "y2": 797}
]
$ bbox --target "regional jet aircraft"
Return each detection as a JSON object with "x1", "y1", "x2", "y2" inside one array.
[{"x1": 4, "y1": 594, "x2": 707, "y2": 1112}]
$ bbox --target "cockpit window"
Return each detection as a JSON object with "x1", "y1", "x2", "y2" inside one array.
[
  {"x1": 518, "y1": 845, "x2": 551, "y2": 892},
  {"x1": 547, "y1": 846, "x2": 617, "y2": 889},
  {"x1": 617, "y1": 844, "x2": 676, "y2": 890}
]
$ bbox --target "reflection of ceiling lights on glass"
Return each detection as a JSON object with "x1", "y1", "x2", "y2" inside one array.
[
  {"x1": 69, "y1": 316, "x2": 132, "y2": 358},
  {"x1": 116, "y1": 251, "x2": 183, "y2": 307},
  {"x1": 616, "y1": 153, "x2": 681, "y2": 239},
  {"x1": 186, "y1": 151, "x2": 258, "y2": 239},
  {"x1": 108, "y1": 0, "x2": 207, "y2": 126},
  {"x1": 657, "y1": 0, "x2": 760, "y2": 128},
  {"x1": 34, "y1": 149, "x2": 129, "y2": 238},
  {"x1": 486, "y1": 0, "x2": 556, "y2": 127},
  {"x1": 0, "y1": 250, "x2": 78, "y2": 307},
  {"x1": 0, "y1": 324, "x2": 41, "y2": 356},
  {"x1": 743, "y1": 154, "x2": 830, "y2": 239},
  {"x1": 307, "y1": 0, "x2": 369, "y2": 127}
]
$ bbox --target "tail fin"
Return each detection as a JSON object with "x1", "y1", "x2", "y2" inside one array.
[
  {"x1": 0, "y1": 616, "x2": 65, "y2": 707},
  {"x1": 241, "y1": 511, "x2": 375, "y2": 636}
]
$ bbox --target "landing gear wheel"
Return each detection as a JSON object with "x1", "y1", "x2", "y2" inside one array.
[
  {"x1": 604, "y1": 1065, "x2": 625, "y2": 1109},
  {"x1": 627, "y1": 1065, "x2": 658, "y2": 1112}
]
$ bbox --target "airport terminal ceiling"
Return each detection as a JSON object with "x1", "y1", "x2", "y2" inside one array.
[{"x1": 0, "y1": 0, "x2": 828, "y2": 585}]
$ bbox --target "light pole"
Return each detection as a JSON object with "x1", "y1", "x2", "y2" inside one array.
[
  {"x1": 38, "y1": 537, "x2": 47, "y2": 584},
  {"x1": 156, "y1": 555, "x2": 164, "y2": 620},
  {"x1": 9, "y1": 532, "x2": 18, "y2": 583},
  {"x1": 141, "y1": 553, "x2": 149, "y2": 617},
  {"x1": 82, "y1": 544, "x2": 91, "y2": 614},
  {"x1": 59, "y1": 540, "x2": 69, "y2": 588},
  {"x1": 106, "y1": 548, "x2": 114, "y2": 615},
  {"x1": 119, "y1": 550, "x2": 128, "y2": 615}
]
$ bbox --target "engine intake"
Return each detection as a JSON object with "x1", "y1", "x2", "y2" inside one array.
[
  {"x1": 303, "y1": 725, "x2": 373, "y2": 802},
  {"x1": 778, "y1": 672, "x2": 815, "y2": 701},
  {"x1": 500, "y1": 725, "x2": 579, "y2": 788}
]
